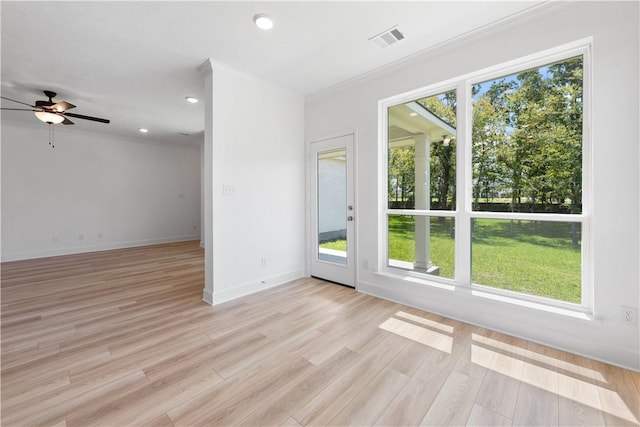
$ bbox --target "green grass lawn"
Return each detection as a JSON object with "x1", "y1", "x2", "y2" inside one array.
[
  {"x1": 320, "y1": 216, "x2": 581, "y2": 303},
  {"x1": 388, "y1": 216, "x2": 456, "y2": 279},
  {"x1": 320, "y1": 240, "x2": 347, "y2": 251},
  {"x1": 470, "y1": 218, "x2": 581, "y2": 303}
]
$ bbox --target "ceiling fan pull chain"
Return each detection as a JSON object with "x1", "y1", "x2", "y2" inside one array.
[{"x1": 49, "y1": 123, "x2": 55, "y2": 148}]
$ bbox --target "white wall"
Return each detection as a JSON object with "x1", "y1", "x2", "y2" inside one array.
[
  {"x1": 205, "y1": 62, "x2": 306, "y2": 304},
  {"x1": 306, "y1": 2, "x2": 639, "y2": 370},
  {"x1": 1, "y1": 122, "x2": 201, "y2": 261}
]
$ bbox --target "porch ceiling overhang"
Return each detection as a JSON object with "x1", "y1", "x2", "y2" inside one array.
[{"x1": 389, "y1": 102, "x2": 456, "y2": 148}]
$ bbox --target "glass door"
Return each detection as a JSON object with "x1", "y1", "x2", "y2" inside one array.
[{"x1": 310, "y1": 134, "x2": 355, "y2": 287}]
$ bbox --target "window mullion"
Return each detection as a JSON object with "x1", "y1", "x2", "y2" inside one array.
[{"x1": 455, "y1": 81, "x2": 472, "y2": 286}]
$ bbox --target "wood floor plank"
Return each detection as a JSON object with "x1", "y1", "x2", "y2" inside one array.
[
  {"x1": 67, "y1": 365, "x2": 222, "y2": 426},
  {"x1": 141, "y1": 329, "x2": 264, "y2": 382},
  {"x1": 373, "y1": 353, "x2": 450, "y2": 425},
  {"x1": 388, "y1": 340, "x2": 435, "y2": 377},
  {"x1": 454, "y1": 328, "x2": 493, "y2": 382},
  {"x1": 213, "y1": 326, "x2": 324, "y2": 379},
  {"x1": 2, "y1": 241, "x2": 637, "y2": 427},
  {"x1": 168, "y1": 355, "x2": 314, "y2": 426},
  {"x1": 419, "y1": 370, "x2": 482, "y2": 426},
  {"x1": 280, "y1": 417, "x2": 303, "y2": 427},
  {"x1": 2, "y1": 370, "x2": 149, "y2": 427},
  {"x1": 466, "y1": 403, "x2": 512, "y2": 426},
  {"x1": 1, "y1": 342, "x2": 61, "y2": 370},
  {"x1": 68, "y1": 330, "x2": 211, "y2": 385},
  {"x1": 234, "y1": 347, "x2": 362, "y2": 426},
  {"x1": 300, "y1": 331, "x2": 345, "y2": 366},
  {"x1": 2, "y1": 346, "x2": 113, "y2": 388},
  {"x1": 328, "y1": 367, "x2": 409, "y2": 426},
  {"x1": 513, "y1": 382, "x2": 559, "y2": 426},
  {"x1": 556, "y1": 351, "x2": 605, "y2": 426},
  {"x1": 475, "y1": 369, "x2": 521, "y2": 420},
  {"x1": 293, "y1": 353, "x2": 398, "y2": 426},
  {"x1": 140, "y1": 413, "x2": 175, "y2": 427},
  {"x1": 473, "y1": 332, "x2": 526, "y2": 420},
  {"x1": 591, "y1": 361, "x2": 640, "y2": 426},
  {"x1": 1, "y1": 370, "x2": 71, "y2": 406}
]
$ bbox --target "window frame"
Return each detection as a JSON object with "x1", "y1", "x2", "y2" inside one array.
[
  {"x1": 379, "y1": 39, "x2": 592, "y2": 313},
  {"x1": 381, "y1": 82, "x2": 460, "y2": 287}
]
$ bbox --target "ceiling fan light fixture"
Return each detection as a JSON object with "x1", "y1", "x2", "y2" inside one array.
[
  {"x1": 35, "y1": 111, "x2": 64, "y2": 124},
  {"x1": 253, "y1": 14, "x2": 274, "y2": 30}
]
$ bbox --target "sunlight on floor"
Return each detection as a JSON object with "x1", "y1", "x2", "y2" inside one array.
[
  {"x1": 471, "y1": 333, "x2": 639, "y2": 424},
  {"x1": 379, "y1": 316, "x2": 452, "y2": 353},
  {"x1": 394, "y1": 311, "x2": 454, "y2": 334}
]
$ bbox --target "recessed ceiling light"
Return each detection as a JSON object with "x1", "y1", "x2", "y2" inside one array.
[
  {"x1": 185, "y1": 97, "x2": 198, "y2": 104},
  {"x1": 139, "y1": 128, "x2": 148, "y2": 133},
  {"x1": 253, "y1": 14, "x2": 274, "y2": 30}
]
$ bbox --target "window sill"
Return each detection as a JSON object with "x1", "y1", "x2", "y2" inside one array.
[{"x1": 374, "y1": 269, "x2": 598, "y2": 324}]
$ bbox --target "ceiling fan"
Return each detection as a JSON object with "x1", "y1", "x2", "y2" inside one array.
[{"x1": 1, "y1": 90, "x2": 110, "y2": 125}]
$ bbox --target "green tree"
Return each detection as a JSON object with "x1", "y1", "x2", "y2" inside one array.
[
  {"x1": 472, "y1": 80, "x2": 513, "y2": 209},
  {"x1": 472, "y1": 56, "x2": 583, "y2": 220},
  {"x1": 417, "y1": 91, "x2": 457, "y2": 210},
  {"x1": 388, "y1": 145, "x2": 415, "y2": 208}
]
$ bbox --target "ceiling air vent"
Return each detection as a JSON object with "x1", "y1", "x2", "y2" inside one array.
[{"x1": 369, "y1": 26, "x2": 405, "y2": 48}]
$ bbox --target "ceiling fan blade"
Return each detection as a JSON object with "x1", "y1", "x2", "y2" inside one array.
[
  {"x1": 51, "y1": 101, "x2": 76, "y2": 112},
  {"x1": 0, "y1": 96, "x2": 36, "y2": 108},
  {"x1": 64, "y1": 112, "x2": 110, "y2": 124},
  {"x1": 0, "y1": 108, "x2": 39, "y2": 111},
  {"x1": 62, "y1": 117, "x2": 74, "y2": 125}
]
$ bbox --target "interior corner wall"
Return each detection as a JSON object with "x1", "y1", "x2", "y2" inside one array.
[
  {"x1": 305, "y1": 1, "x2": 640, "y2": 370},
  {"x1": 210, "y1": 62, "x2": 305, "y2": 304},
  {"x1": 1, "y1": 122, "x2": 201, "y2": 261}
]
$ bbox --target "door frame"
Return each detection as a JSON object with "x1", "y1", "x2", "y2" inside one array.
[{"x1": 307, "y1": 131, "x2": 357, "y2": 287}]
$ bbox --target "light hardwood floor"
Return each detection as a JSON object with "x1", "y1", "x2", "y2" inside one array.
[{"x1": 1, "y1": 241, "x2": 638, "y2": 426}]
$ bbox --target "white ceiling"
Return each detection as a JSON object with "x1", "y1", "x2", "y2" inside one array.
[{"x1": 1, "y1": 1, "x2": 545, "y2": 144}]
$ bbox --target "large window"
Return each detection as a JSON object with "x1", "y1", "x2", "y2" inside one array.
[{"x1": 384, "y1": 45, "x2": 589, "y2": 308}]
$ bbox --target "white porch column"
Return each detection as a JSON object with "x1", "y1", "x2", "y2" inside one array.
[
  {"x1": 414, "y1": 134, "x2": 431, "y2": 270},
  {"x1": 198, "y1": 59, "x2": 214, "y2": 305}
]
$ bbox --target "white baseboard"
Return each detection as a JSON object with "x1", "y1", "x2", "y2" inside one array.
[
  {"x1": 202, "y1": 288, "x2": 213, "y2": 305},
  {"x1": 1, "y1": 235, "x2": 201, "y2": 262},
  {"x1": 210, "y1": 269, "x2": 305, "y2": 306}
]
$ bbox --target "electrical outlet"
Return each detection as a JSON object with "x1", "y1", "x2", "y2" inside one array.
[
  {"x1": 78, "y1": 234, "x2": 84, "y2": 241},
  {"x1": 222, "y1": 184, "x2": 236, "y2": 197},
  {"x1": 52, "y1": 236, "x2": 59, "y2": 243},
  {"x1": 621, "y1": 306, "x2": 637, "y2": 325}
]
